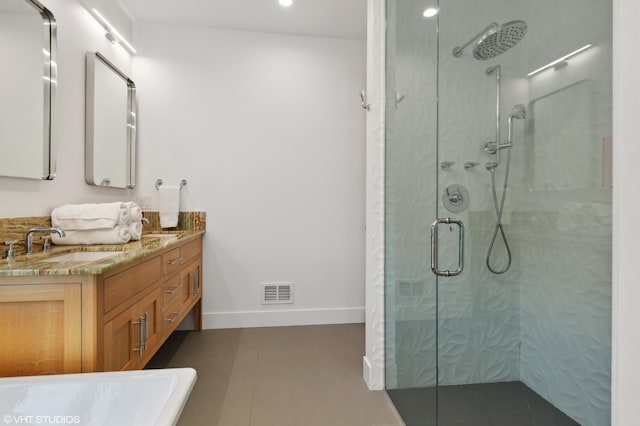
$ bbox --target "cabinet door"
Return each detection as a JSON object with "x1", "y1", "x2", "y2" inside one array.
[
  {"x1": 136, "y1": 287, "x2": 162, "y2": 368},
  {"x1": 182, "y1": 259, "x2": 202, "y2": 310},
  {"x1": 0, "y1": 283, "x2": 81, "y2": 376},
  {"x1": 103, "y1": 305, "x2": 138, "y2": 371}
]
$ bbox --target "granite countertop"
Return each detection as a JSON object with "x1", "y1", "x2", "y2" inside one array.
[{"x1": 0, "y1": 231, "x2": 205, "y2": 277}]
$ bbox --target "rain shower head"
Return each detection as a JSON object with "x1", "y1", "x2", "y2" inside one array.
[
  {"x1": 453, "y1": 20, "x2": 528, "y2": 60},
  {"x1": 510, "y1": 104, "x2": 527, "y2": 119}
]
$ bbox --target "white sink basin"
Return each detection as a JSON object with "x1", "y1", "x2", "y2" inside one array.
[
  {"x1": 0, "y1": 368, "x2": 196, "y2": 426},
  {"x1": 41, "y1": 251, "x2": 118, "y2": 263},
  {"x1": 143, "y1": 233, "x2": 179, "y2": 241}
]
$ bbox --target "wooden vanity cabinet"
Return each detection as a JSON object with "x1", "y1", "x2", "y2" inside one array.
[
  {"x1": 103, "y1": 286, "x2": 162, "y2": 371},
  {"x1": 0, "y1": 276, "x2": 85, "y2": 376},
  {"x1": 0, "y1": 235, "x2": 203, "y2": 377}
]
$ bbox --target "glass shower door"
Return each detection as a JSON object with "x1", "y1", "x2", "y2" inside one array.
[
  {"x1": 383, "y1": 0, "x2": 439, "y2": 423},
  {"x1": 433, "y1": 2, "x2": 526, "y2": 422}
]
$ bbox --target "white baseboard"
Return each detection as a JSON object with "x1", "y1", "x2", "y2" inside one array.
[
  {"x1": 363, "y1": 355, "x2": 385, "y2": 390},
  {"x1": 202, "y1": 307, "x2": 365, "y2": 329}
]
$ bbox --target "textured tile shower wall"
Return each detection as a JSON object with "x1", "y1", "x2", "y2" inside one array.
[{"x1": 518, "y1": 2, "x2": 612, "y2": 425}]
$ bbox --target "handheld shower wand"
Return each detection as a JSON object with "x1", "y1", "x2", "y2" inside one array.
[
  {"x1": 507, "y1": 104, "x2": 527, "y2": 145},
  {"x1": 486, "y1": 103, "x2": 527, "y2": 274}
]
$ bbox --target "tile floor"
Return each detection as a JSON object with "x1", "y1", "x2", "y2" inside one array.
[{"x1": 146, "y1": 323, "x2": 403, "y2": 426}]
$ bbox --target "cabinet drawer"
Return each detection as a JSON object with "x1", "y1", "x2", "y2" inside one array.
[
  {"x1": 162, "y1": 276, "x2": 185, "y2": 307},
  {"x1": 162, "y1": 299, "x2": 183, "y2": 338},
  {"x1": 104, "y1": 256, "x2": 162, "y2": 313},
  {"x1": 162, "y1": 247, "x2": 183, "y2": 277},
  {"x1": 180, "y1": 238, "x2": 201, "y2": 263},
  {"x1": 161, "y1": 238, "x2": 202, "y2": 277}
]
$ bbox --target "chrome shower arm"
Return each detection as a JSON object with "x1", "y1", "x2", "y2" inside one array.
[{"x1": 452, "y1": 23, "x2": 498, "y2": 57}]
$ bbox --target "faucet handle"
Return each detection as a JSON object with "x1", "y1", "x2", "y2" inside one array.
[
  {"x1": 4, "y1": 240, "x2": 19, "y2": 259},
  {"x1": 41, "y1": 236, "x2": 52, "y2": 252}
]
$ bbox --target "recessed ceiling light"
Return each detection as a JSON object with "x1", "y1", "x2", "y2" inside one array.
[
  {"x1": 279, "y1": 0, "x2": 293, "y2": 7},
  {"x1": 423, "y1": 7, "x2": 438, "y2": 18}
]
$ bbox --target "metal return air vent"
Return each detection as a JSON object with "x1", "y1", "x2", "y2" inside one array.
[{"x1": 262, "y1": 282, "x2": 294, "y2": 304}]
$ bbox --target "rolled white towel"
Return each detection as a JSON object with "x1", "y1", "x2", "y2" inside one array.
[
  {"x1": 118, "y1": 204, "x2": 132, "y2": 226},
  {"x1": 129, "y1": 221, "x2": 142, "y2": 241},
  {"x1": 51, "y1": 226, "x2": 131, "y2": 245},
  {"x1": 52, "y1": 202, "x2": 125, "y2": 231},
  {"x1": 124, "y1": 201, "x2": 142, "y2": 222}
]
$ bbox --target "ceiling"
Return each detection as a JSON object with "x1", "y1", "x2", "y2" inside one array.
[{"x1": 116, "y1": 0, "x2": 367, "y2": 40}]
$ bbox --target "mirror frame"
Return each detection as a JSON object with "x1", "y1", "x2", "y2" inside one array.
[
  {"x1": 85, "y1": 52, "x2": 137, "y2": 189},
  {"x1": 0, "y1": 0, "x2": 57, "y2": 180}
]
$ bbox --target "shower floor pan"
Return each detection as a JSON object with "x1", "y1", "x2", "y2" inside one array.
[{"x1": 386, "y1": 380, "x2": 579, "y2": 425}]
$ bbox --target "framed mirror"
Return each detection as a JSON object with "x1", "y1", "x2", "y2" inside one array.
[
  {"x1": 85, "y1": 52, "x2": 136, "y2": 189},
  {"x1": 0, "y1": 0, "x2": 56, "y2": 180}
]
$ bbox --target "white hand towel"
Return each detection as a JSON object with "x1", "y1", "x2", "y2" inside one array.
[
  {"x1": 52, "y1": 202, "x2": 125, "y2": 231},
  {"x1": 51, "y1": 226, "x2": 131, "y2": 245},
  {"x1": 125, "y1": 201, "x2": 143, "y2": 222},
  {"x1": 129, "y1": 221, "x2": 143, "y2": 241},
  {"x1": 158, "y1": 185, "x2": 180, "y2": 228}
]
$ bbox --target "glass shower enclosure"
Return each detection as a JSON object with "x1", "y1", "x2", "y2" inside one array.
[{"x1": 383, "y1": 0, "x2": 612, "y2": 425}]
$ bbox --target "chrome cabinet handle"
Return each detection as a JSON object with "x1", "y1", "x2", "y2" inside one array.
[
  {"x1": 142, "y1": 312, "x2": 149, "y2": 351},
  {"x1": 430, "y1": 218, "x2": 465, "y2": 277},
  {"x1": 167, "y1": 257, "x2": 182, "y2": 265},
  {"x1": 166, "y1": 310, "x2": 181, "y2": 324},
  {"x1": 191, "y1": 270, "x2": 199, "y2": 296},
  {"x1": 132, "y1": 316, "x2": 143, "y2": 356},
  {"x1": 165, "y1": 284, "x2": 182, "y2": 295}
]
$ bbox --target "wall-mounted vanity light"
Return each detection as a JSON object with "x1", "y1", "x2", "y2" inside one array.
[
  {"x1": 527, "y1": 44, "x2": 592, "y2": 77},
  {"x1": 91, "y1": 8, "x2": 136, "y2": 54}
]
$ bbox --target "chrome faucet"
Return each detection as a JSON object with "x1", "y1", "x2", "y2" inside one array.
[{"x1": 25, "y1": 227, "x2": 65, "y2": 254}]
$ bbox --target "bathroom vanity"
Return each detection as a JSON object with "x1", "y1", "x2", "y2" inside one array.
[{"x1": 0, "y1": 232, "x2": 203, "y2": 377}]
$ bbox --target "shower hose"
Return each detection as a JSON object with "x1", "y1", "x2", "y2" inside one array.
[{"x1": 486, "y1": 146, "x2": 513, "y2": 274}]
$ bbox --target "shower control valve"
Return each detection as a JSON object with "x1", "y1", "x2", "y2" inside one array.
[
  {"x1": 442, "y1": 185, "x2": 470, "y2": 213},
  {"x1": 447, "y1": 189, "x2": 463, "y2": 204}
]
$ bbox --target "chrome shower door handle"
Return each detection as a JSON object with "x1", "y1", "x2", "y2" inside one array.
[{"x1": 430, "y1": 218, "x2": 465, "y2": 277}]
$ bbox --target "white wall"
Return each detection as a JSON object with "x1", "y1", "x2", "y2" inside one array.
[
  {"x1": 133, "y1": 23, "x2": 367, "y2": 329},
  {"x1": 0, "y1": 0, "x2": 134, "y2": 218}
]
